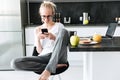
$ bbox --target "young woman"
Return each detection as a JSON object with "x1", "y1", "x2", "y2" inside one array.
[
  {"x1": 35, "y1": 1, "x2": 64, "y2": 56},
  {"x1": 11, "y1": 1, "x2": 69, "y2": 80}
]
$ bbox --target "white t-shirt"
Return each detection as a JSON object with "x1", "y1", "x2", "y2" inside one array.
[{"x1": 35, "y1": 22, "x2": 64, "y2": 56}]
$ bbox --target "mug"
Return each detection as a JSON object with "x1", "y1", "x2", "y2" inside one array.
[{"x1": 69, "y1": 31, "x2": 77, "y2": 37}]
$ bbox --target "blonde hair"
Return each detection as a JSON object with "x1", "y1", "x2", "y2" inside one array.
[{"x1": 39, "y1": 1, "x2": 56, "y2": 15}]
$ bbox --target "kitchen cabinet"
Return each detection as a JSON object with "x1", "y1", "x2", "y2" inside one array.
[
  {"x1": 0, "y1": 32, "x2": 23, "y2": 70},
  {"x1": 82, "y1": 51, "x2": 120, "y2": 80},
  {"x1": 25, "y1": 27, "x2": 35, "y2": 56},
  {"x1": 92, "y1": 52, "x2": 120, "y2": 80},
  {"x1": 27, "y1": 0, "x2": 120, "y2": 2},
  {"x1": 0, "y1": 0, "x2": 26, "y2": 70},
  {"x1": 0, "y1": 16, "x2": 21, "y2": 31},
  {"x1": 0, "y1": 0, "x2": 20, "y2": 15}
]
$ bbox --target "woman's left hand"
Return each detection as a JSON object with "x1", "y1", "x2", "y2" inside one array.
[
  {"x1": 39, "y1": 70, "x2": 51, "y2": 80},
  {"x1": 47, "y1": 33, "x2": 56, "y2": 40}
]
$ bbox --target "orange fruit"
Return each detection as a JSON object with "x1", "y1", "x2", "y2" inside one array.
[{"x1": 92, "y1": 34, "x2": 102, "y2": 43}]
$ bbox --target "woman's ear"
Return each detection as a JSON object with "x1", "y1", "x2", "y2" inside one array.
[{"x1": 41, "y1": 19, "x2": 44, "y2": 24}]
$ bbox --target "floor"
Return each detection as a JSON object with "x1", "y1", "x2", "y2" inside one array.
[{"x1": 0, "y1": 66, "x2": 83, "y2": 80}]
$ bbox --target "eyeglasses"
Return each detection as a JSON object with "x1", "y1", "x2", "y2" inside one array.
[{"x1": 41, "y1": 15, "x2": 53, "y2": 19}]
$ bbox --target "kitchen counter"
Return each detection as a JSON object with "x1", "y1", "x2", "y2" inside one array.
[
  {"x1": 69, "y1": 37, "x2": 120, "y2": 52},
  {"x1": 69, "y1": 37, "x2": 120, "y2": 80}
]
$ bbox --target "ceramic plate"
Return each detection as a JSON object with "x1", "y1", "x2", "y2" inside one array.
[{"x1": 79, "y1": 40, "x2": 98, "y2": 45}]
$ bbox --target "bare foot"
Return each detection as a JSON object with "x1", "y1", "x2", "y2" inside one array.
[{"x1": 39, "y1": 70, "x2": 50, "y2": 80}]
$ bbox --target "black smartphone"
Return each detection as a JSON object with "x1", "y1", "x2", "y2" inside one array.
[{"x1": 41, "y1": 28, "x2": 48, "y2": 34}]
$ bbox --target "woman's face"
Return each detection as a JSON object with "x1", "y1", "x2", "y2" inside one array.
[{"x1": 40, "y1": 7, "x2": 53, "y2": 24}]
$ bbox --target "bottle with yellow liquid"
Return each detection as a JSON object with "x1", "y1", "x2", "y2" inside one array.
[
  {"x1": 83, "y1": 19, "x2": 89, "y2": 25},
  {"x1": 83, "y1": 12, "x2": 90, "y2": 25}
]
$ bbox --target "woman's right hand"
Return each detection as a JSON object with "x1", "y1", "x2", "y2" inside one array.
[
  {"x1": 35, "y1": 27, "x2": 46, "y2": 40},
  {"x1": 37, "y1": 32, "x2": 50, "y2": 39},
  {"x1": 37, "y1": 32, "x2": 46, "y2": 39}
]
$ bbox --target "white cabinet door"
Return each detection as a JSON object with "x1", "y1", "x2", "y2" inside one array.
[
  {"x1": 0, "y1": 0, "x2": 4, "y2": 14},
  {"x1": 0, "y1": 32, "x2": 24, "y2": 70},
  {"x1": 25, "y1": 27, "x2": 35, "y2": 57},
  {"x1": 0, "y1": 0, "x2": 20, "y2": 15},
  {"x1": 68, "y1": 51, "x2": 83, "y2": 66},
  {"x1": 25, "y1": 27, "x2": 35, "y2": 45},
  {"x1": 0, "y1": 16, "x2": 21, "y2": 31},
  {"x1": 92, "y1": 52, "x2": 120, "y2": 80}
]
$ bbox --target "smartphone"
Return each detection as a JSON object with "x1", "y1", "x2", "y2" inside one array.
[{"x1": 41, "y1": 28, "x2": 48, "y2": 34}]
